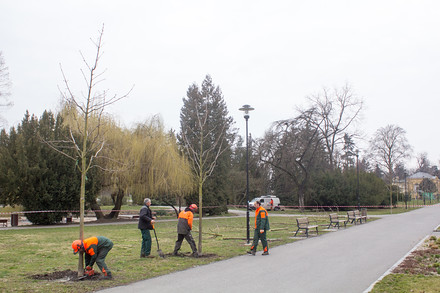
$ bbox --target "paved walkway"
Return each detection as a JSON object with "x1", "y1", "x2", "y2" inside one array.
[{"x1": 98, "y1": 206, "x2": 440, "y2": 293}]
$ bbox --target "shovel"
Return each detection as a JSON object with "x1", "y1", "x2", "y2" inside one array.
[{"x1": 153, "y1": 226, "x2": 165, "y2": 258}]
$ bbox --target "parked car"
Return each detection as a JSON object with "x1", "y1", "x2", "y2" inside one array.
[{"x1": 249, "y1": 195, "x2": 280, "y2": 211}]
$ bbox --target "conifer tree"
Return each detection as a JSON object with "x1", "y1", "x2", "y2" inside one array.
[{"x1": 178, "y1": 75, "x2": 235, "y2": 253}]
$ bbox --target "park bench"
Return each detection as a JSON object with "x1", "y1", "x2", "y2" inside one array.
[
  {"x1": 347, "y1": 210, "x2": 363, "y2": 225},
  {"x1": 0, "y1": 219, "x2": 7, "y2": 227},
  {"x1": 294, "y1": 217, "x2": 318, "y2": 237},
  {"x1": 327, "y1": 213, "x2": 346, "y2": 229},
  {"x1": 361, "y1": 208, "x2": 368, "y2": 223}
]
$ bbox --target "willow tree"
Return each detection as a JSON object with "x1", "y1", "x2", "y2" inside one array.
[
  {"x1": 99, "y1": 116, "x2": 194, "y2": 214},
  {"x1": 48, "y1": 25, "x2": 132, "y2": 277}
]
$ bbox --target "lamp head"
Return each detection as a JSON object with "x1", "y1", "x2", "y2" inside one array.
[{"x1": 239, "y1": 104, "x2": 254, "y2": 118}]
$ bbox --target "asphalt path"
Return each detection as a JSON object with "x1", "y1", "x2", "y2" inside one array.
[{"x1": 97, "y1": 206, "x2": 440, "y2": 293}]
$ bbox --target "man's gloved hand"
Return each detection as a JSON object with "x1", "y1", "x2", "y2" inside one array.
[{"x1": 85, "y1": 266, "x2": 95, "y2": 276}]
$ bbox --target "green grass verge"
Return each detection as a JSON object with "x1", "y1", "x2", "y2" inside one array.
[
  {"x1": 371, "y1": 274, "x2": 440, "y2": 293},
  {"x1": 0, "y1": 214, "x2": 335, "y2": 292}
]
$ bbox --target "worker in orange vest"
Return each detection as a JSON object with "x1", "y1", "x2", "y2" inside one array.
[
  {"x1": 248, "y1": 200, "x2": 270, "y2": 256},
  {"x1": 72, "y1": 236, "x2": 113, "y2": 279},
  {"x1": 173, "y1": 204, "x2": 198, "y2": 257}
]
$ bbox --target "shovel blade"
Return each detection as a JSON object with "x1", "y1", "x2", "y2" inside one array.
[{"x1": 157, "y1": 249, "x2": 165, "y2": 258}]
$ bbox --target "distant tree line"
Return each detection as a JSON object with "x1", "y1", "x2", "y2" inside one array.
[{"x1": 1, "y1": 72, "x2": 435, "y2": 224}]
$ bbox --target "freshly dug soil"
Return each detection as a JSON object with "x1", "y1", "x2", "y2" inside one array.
[
  {"x1": 30, "y1": 269, "x2": 102, "y2": 281},
  {"x1": 165, "y1": 252, "x2": 218, "y2": 258}
]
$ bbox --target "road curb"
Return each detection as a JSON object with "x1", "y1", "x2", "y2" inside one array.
[{"x1": 363, "y1": 235, "x2": 430, "y2": 293}]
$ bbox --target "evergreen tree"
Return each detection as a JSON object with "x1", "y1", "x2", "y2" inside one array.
[
  {"x1": 178, "y1": 75, "x2": 235, "y2": 253},
  {"x1": 0, "y1": 111, "x2": 100, "y2": 224}
]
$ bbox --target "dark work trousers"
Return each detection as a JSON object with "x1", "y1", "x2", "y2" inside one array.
[
  {"x1": 96, "y1": 241, "x2": 113, "y2": 274},
  {"x1": 173, "y1": 232, "x2": 197, "y2": 254},
  {"x1": 141, "y1": 229, "x2": 152, "y2": 256},
  {"x1": 251, "y1": 229, "x2": 268, "y2": 253}
]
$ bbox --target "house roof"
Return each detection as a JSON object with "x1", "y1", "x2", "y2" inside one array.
[{"x1": 408, "y1": 172, "x2": 436, "y2": 179}]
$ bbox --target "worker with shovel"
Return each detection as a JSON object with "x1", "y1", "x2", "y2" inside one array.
[
  {"x1": 138, "y1": 198, "x2": 156, "y2": 258},
  {"x1": 247, "y1": 200, "x2": 270, "y2": 256},
  {"x1": 71, "y1": 236, "x2": 113, "y2": 279},
  {"x1": 173, "y1": 204, "x2": 198, "y2": 257}
]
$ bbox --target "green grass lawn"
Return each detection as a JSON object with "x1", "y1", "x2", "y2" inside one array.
[
  {"x1": 0, "y1": 214, "x2": 333, "y2": 293},
  {"x1": 0, "y1": 205, "x2": 433, "y2": 292}
]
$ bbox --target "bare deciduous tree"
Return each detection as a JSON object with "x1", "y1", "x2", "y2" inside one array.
[
  {"x1": 369, "y1": 124, "x2": 412, "y2": 211},
  {"x1": 46, "y1": 25, "x2": 132, "y2": 276},
  {"x1": 0, "y1": 52, "x2": 13, "y2": 127},
  {"x1": 416, "y1": 152, "x2": 432, "y2": 173},
  {"x1": 258, "y1": 110, "x2": 324, "y2": 210},
  {"x1": 299, "y1": 84, "x2": 363, "y2": 168}
]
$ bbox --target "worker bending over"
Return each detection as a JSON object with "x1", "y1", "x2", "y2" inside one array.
[{"x1": 72, "y1": 236, "x2": 113, "y2": 279}]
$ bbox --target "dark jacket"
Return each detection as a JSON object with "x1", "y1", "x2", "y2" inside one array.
[
  {"x1": 177, "y1": 208, "x2": 194, "y2": 235},
  {"x1": 138, "y1": 205, "x2": 154, "y2": 230}
]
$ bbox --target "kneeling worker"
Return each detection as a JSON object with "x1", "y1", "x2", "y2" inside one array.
[
  {"x1": 72, "y1": 236, "x2": 113, "y2": 279},
  {"x1": 173, "y1": 204, "x2": 198, "y2": 257},
  {"x1": 248, "y1": 200, "x2": 270, "y2": 255}
]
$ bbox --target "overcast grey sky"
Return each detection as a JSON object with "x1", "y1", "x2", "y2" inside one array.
[{"x1": 1, "y1": 0, "x2": 439, "y2": 169}]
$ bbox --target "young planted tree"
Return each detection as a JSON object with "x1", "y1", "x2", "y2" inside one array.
[
  {"x1": 178, "y1": 75, "x2": 234, "y2": 254},
  {"x1": 47, "y1": 26, "x2": 132, "y2": 276}
]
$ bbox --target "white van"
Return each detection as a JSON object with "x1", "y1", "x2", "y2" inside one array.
[{"x1": 249, "y1": 195, "x2": 280, "y2": 211}]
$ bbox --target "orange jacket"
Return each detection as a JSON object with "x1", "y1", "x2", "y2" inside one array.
[
  {"x1": 177, "y1": 209, "x2": 194, "y2": 234},
  {"x1": 254, "y1": 206, "x2": 270, "y2": 230},
  {"x1": 83, "y1": 236, "x2": 99, "y2": 256},
  {"x1": 83, "y1": 236, "x2": 113, "y2": 267}
]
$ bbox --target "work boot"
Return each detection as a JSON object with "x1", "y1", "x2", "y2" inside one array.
[
  {"x1": 140, "y1": 253, "x2": 146, "y2": 258},
  {"x1": 102, "y1": 272, "x2": 112, "y2": 280},
  {"x1": 191, "y1": 252, "x2": 199, "y2": 258},
  {"x1": 262, "y1": 251, "x2": 269, "y2": 256},
  {"x1": 247, "y1": 249, "x2": 256, "y2": 256}
]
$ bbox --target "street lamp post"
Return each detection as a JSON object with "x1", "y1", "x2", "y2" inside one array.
[
  {"x1": 239, "y1": 104, "x2": 254, "y2": 244},
  {"x1": 404, "y1": 172, "x2": 408, "y2": 209},
  {"x1": 355, "y1": 150, "x2": 360, "y2": 210},
  {"x1": 348, "y1": 150, "x2": 360, "y2": 210}
]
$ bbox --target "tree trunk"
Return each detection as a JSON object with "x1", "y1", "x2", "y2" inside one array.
[
  {"x1": 198, "y1": 179, "x2": 203, "y2": 255},
  {"x1": 106, "y1": 188, "x2": 124, "y2": 219},
  {"x1": 298, "y1": 186, "x2": 305, "y2": 212},
  {"x1": 90, "y1": 189, "x2": 124, "y2": 220},
  {"x1": 90, "y1": 203, "x2": 105, "y2": 219}
]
